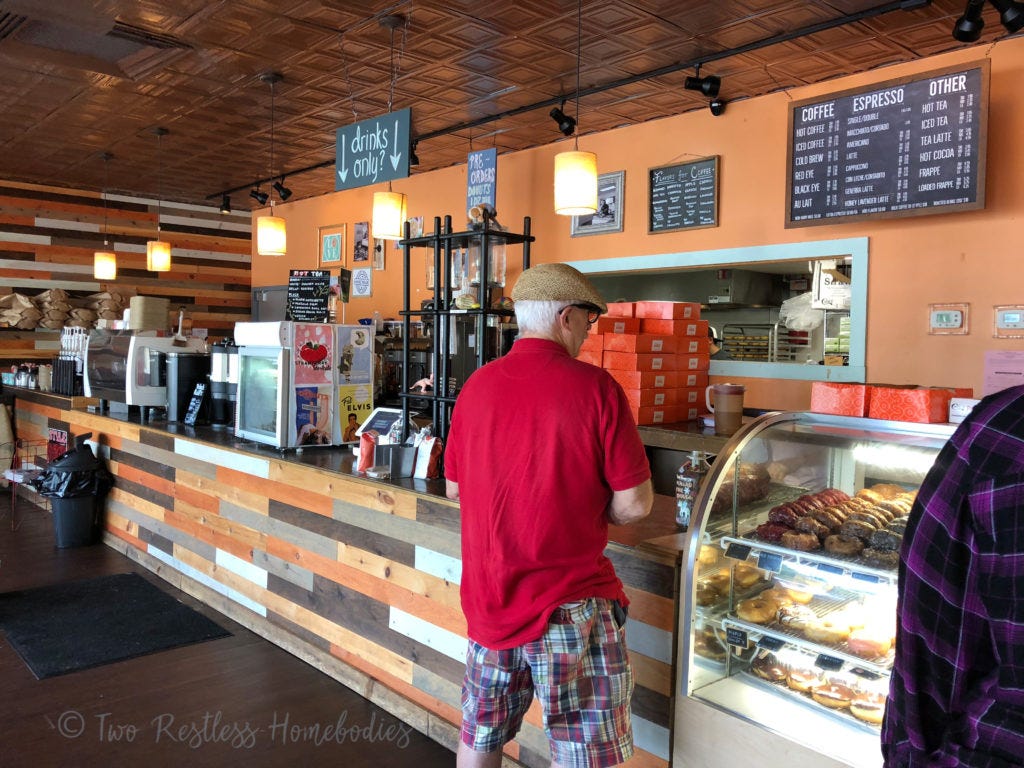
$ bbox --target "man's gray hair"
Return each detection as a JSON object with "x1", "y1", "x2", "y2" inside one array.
[{"x1": 514, "y1": 300, "x2": 565, "y2": 333}]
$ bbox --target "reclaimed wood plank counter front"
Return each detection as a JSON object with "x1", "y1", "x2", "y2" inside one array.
[{"x1": 11, "y1": 390, "x2": 680, "y2": 768}]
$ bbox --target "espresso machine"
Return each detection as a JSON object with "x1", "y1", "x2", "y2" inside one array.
[{"x1": 209, "y1": 339, "x2": 239, "y2": 428}]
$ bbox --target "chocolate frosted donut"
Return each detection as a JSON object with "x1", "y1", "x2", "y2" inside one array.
[{"x1": 869, "y1": 528, "x2": 902, "y2": 551}]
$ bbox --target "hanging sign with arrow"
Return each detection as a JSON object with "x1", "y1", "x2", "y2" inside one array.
[{"x1": 335, "y1": 108, "x2": 412, "y2": 192}]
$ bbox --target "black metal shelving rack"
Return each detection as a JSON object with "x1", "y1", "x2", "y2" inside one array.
[{"x1": 398, "y1": 212, "x2": 533, "y2": 441}]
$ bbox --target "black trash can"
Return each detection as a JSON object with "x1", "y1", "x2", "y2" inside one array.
[{"x1": 31, "y1": 432, "x2": 114, "y2": 548}]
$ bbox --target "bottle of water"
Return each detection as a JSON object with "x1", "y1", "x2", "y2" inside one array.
[{"x1": 675, "y1": 450, "x2": 710, "y2": 530}]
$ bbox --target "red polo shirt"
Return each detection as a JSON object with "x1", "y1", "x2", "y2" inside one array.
[{"x1": 445, "y1": 338, "x2": 651, "y2": 649}]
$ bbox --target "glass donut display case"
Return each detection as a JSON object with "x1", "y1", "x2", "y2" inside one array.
[{"x1": 678, "y1": 411, "x2": 954, "y2": 768}]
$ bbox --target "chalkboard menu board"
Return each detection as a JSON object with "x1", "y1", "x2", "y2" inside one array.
[
  {"x1": 786, "y1": 60, "x2": 989, "y2": 228},
  {"x1": 286, "y1": 269, "x2": 331, "y2": 321},
  {"x1": 649, "y1": 156, "x2": 719, "y2": 233}
]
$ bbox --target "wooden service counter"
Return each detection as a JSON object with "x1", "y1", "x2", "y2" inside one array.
[{"x1": 10, "y1": 388, "x2": 722, "y2": 768}]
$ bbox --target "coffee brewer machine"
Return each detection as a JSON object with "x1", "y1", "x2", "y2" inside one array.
[{"x1": 209, "y1": 339, "x2": 238, "y2": 428}]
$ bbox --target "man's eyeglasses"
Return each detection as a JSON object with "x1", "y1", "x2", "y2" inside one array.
[{"x1": 564, "y1": 303, "x2": 601, "y2": 325}]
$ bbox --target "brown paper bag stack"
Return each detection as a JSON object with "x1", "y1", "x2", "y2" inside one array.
[
  {"x1": 34, "y1": 288, "x2": 73, "y2": 330},
  {"x1": 0, "y1": 293, "x2": 42, "y2": 329}
]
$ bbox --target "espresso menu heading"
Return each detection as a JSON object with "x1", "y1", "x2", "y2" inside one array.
[{"x1": 786, "y1": 61, "x2": 988, "y2": 227}]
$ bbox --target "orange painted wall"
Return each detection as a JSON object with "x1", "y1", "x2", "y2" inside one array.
[{"x1": 253, "y1": 38, "x2": 1024, "y2": 407}]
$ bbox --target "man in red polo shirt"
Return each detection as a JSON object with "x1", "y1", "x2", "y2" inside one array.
[{"x1": 446, "y1": 262, "x2": 653, "y2": 768}]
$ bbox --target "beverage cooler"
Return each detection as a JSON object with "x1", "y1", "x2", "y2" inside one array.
[
  {"x1": 674, "y1": 411, "x2": 953, "y2": 768},
  {"x1": 233, "y1": 321, "x2": 374, "y2": 449}
]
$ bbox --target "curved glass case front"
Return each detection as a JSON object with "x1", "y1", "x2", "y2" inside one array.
[{"x1": 680, "y1": 411, "x2": 954, "y2": 767}]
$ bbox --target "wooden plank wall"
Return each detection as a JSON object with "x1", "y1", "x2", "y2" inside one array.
[
  {"x1": 13, "y1": 398, "x2": 675, "y2": 768},
  {"x1": 0, "y1": 179, "x2": 251, "y2": 368}
]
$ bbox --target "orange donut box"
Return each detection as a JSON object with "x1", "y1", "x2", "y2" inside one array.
[{"x1": 867, "y1": 385, "x2": 973, "y2": 423}]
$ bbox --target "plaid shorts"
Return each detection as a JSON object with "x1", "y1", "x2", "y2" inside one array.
[{"x1": 460, "y1": 597, "x2": 634, "y2": 768}]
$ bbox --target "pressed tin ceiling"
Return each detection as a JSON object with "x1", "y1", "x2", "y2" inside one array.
[{"x1": 0, "y1": 0, "x2": 1010, "y2": 208}]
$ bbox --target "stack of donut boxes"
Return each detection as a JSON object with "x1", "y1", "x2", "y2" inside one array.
[{"x1": 578, "y1": 301, "x2": 710, "y2": 425}]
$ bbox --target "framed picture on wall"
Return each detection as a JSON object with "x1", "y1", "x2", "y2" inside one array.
[
  {"x1": 571, "y1": 171, "x2": 624, "y2": 237},
  {"x1": 353, "y1": 221, "x2": 370, "y2": 262},
  {"x1": 318, "y1": 224, "x2": 346, "y2": 267}
]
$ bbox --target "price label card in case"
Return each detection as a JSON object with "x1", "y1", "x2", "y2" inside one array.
[
  {"x1": 817, "y1": 562, "x2": 844, "y2": 576},
  {"x1": 757, "y1": 551, "x2": 783, "y2": 573},
  {"x1": 814, "y1": 654, "x2": 844, "y2": 671},
  {"x1": 758, "y1": 636, "x2": 784, "y2": 651},
  {"x1": 724, "y1": 543, "x2": 752, "y2": 561},
  {"x1": 852, "y1": 571, "x2": 883, "y2": 585},
  {"x1": 726, "y1": 627, "x2": 749, "y2": 648}
]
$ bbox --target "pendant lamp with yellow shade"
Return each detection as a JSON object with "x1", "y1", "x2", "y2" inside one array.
[
  {"x1": 554, "y1": 0, "x2": 597, "y2": 216},
  {"x1": 256, "y1": 72, "x2": 287, "y2": 257},
  {"x1": 371, "y1": 15, "x2": 409, "y2": 243},
  {"x1": 146, "y1": 127, "x2": 172, "y2": 272},
  {"x1": 93, "y1": 151, "x2": 117, "y2": 280}
]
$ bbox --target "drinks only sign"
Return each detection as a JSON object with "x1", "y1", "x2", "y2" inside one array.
[{"x1": 335, "y1": 108, "x2": 412, "y2": 192}]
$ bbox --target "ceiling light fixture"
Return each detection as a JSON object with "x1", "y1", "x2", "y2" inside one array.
[
  {"x1": 273, "y1": 178, "x2": 292, "y2": 201},
  {"x1": 219, "y1": 194, "x2": 232, "y2": 214},
  {"x1": 684, "y1": 66, "x2": 722, "y2": 98},
  {"x1": 372, "y1": 14, "x2": 409, "y2": 242},
  {"x1": 93, "y1": 152, "x2": 116, "y2": 281},
  {"x1": 953, "y1": 0, "x2": 987, "y2": 40},
  {"x1": 145, "y1": 127, "x2": 172, "y2": 272},
  {"x1": 553, "y1": 0, "x2": 598, "y2": 216},
  {"x1": 256, "y1": 72, "x2": 287, "y2": 257},
  {"x1": 250, "y1": 188, "x2": 269, "y2": 205},
  {"x1": 549, "y1": 102, "x2": 576, "y2": 136}
]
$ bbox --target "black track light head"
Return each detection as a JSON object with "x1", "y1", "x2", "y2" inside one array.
[
  {"x1": 250, "y1": 188, "x2": 269, "y2": 206},
  {"x1": 953, "y1": 0, "x2": 986, "y2": 41},
  {"x1": 219, "y1": 194, "x2": 231, "y2": 214},
  {"x1": 709, "y1": 98, "x2": 727, "y2": 117},
  {"x1": 684, "y1": 74, "x2": 721, "y2": 98},
  {"x1": 991, "y1": 0, "x2": 1024, "y2": 33},
  {"x1": 549, "y1": 105, "x2": 576, "y2": 136},
  {"x1": 410, "y1": 140, "x2": 420, "y2": 166},
  {"x1": 273, "y1": 179, "x2": 292, "y2": 201}
]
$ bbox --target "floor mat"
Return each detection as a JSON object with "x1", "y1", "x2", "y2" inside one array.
[{"x1": 0, "y1": 572, "x2": 230, "y2": 679}]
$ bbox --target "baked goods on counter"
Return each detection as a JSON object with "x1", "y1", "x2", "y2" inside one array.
[
  {"x1": 709, "y1": 463, "x2": 771, "y2": 514},
  {"x1": 751, "y1": 483, "x2": 916, "y2": 568}
]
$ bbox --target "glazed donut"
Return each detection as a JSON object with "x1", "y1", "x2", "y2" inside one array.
[
  {"x1": 759, "y1": 586, "x2": 795, "y2": 609},
  {"x1": 696, "y1": 582, "x2": 720, "y2": 607},
  {"x1": 804, "y1": 618, "x2": 851, "y2": 645},
  {"x1": 698, "y1": 545, "x2": 720, "y2": 566},
  {"x1": 733, "y1": 564, "x2": 763, "y2": 588},
  {"x1": 847, "y1": 627, "x2": 893, "y2": 658},
  {"x1": 781, "y1": 530, "x2": 821, "y2": 552},
  {"x1": 811, "y1": 682, "x2": 855, "y2": 709},
  {"x1": 856, "y1": 488, "x2": 886, "y2": 505},
  {"x1": 871, "y1": 483, "x2": 905, "y2": 500},
  {"x1": 787, "y1": 666, "x2": 822, "y2": 693},
  {"x1": 736, "y1": 597, "x2": 777, "y2": 624},
  {"x1": 823, "y1": 534, "x2": 866, "y2": 557},
  {"x1": 850, "y1": 691, "x2": 887, "y2": 724},
  {"x1": 707, "y1": 572, "x2": 731, "y2": 593},
  {"x1": 750, "y1": 653, "x2": 787, "y2": 682}
]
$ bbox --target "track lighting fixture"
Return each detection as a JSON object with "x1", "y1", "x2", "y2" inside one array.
[
  {"x1": 991, "y1": 0, "x2": 1024, "y2": 33},
  {"x1": 549, "y1": 103, "x2": 576, "y2": 137},
  {"x1": 709, "y1": 98, "x2": 727, "y2": 117},
  {"x1": 684, "y1": 68, "x2": 721, "y2": 98},
  {"x1": 953, "y1": 0, "x2": 1024, "y2": 40},
  {"x1": 953, "y1": 0, "x2": 987, "y2": 40},
  {"x1": 410, "y1": 140, "x2": 420, "y2": 166},
  {"x1": 219, "y1": 194, "x2": 231, "y2": 214},
  {"x1": 272, "y1": 179, "x2": 292, "y2": 201},
  {"x1": 250, "y1": 188, "x2": 269, "y2": 205}
]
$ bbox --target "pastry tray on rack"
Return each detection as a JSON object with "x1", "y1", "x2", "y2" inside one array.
[
  {"x1": 721, "y1": 534, "x2": 899, "y2": 582},
  {"x1": 740, "y1": 667, "x2": 883, "y2": 734}
]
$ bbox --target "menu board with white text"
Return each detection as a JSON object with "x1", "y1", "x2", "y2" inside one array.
[{"x1": 786, "y1": 61, "x2": 988, "y2": 227}]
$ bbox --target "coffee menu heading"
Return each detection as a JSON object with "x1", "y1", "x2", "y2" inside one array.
[{"x1": 786, "y1": 61, "x2": 988, "y2": 228}]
